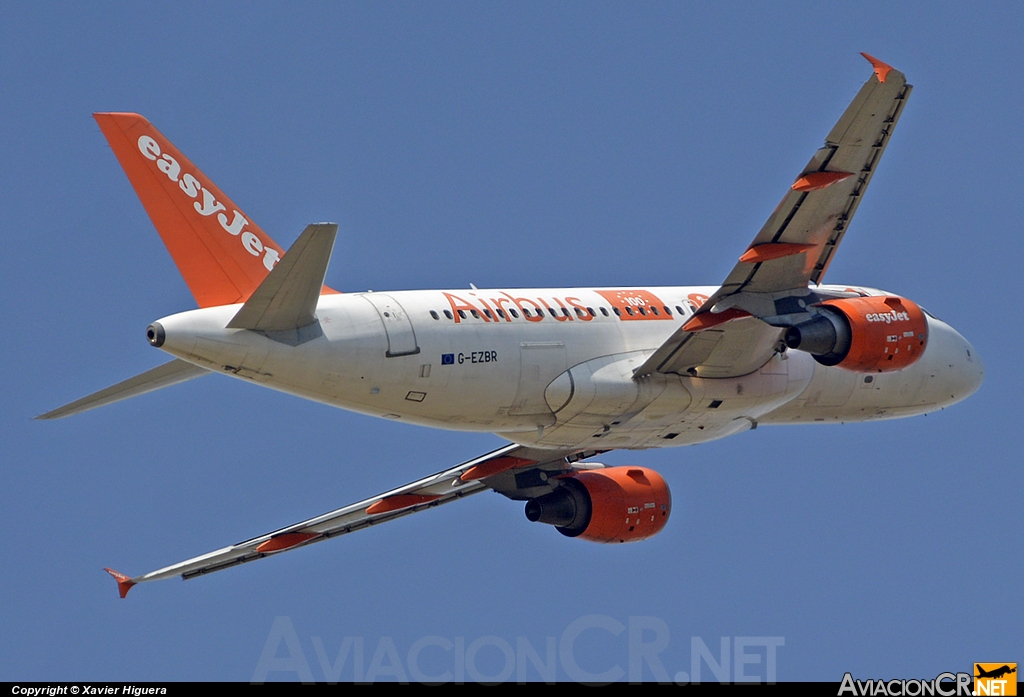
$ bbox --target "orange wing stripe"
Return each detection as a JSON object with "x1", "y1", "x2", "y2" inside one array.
[
  {"x1": 791, "y1": 170, "x2": 854, "y2": 192},
  {"x1": 739, "y1": 242, "x2": 817, "y2": 264},
  {"x1": 682, "y1": 308, "x2": 751, "y2": 332},
  {"x1": 365, "y1": 494, "x2": 442, "y2": 515},
  {"x1": 461, "y1": 456, "x2": 536, "y2": 482},
  {"x1": 255, "y1": 533, "x2": 319, "y2": 553}
]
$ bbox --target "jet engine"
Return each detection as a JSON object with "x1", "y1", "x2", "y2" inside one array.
[
  {"x1": 784, "y1": 296, "x2": 928, "y2": 372},
  {"x1": 524, "y1": 467, "x2": 671, "y2": 543}
]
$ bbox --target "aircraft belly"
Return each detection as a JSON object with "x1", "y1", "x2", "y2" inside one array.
[
  {"x1": 759, "y1": 328, "x2": 968, "y2": 425},
  {"x1": 506, "y1": 349, "x2": 813, "y2": 450}
]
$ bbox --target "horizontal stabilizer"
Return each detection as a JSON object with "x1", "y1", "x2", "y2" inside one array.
[
  {"x1": 35, "y1": 359, "x2": 208, "y2": 420},
  {"x1": 227, "y1": 223, "x2": 338, "y2": 332}
]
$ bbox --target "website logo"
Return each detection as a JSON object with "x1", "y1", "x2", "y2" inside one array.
[{"x1": 974, "y1": 664, "x2": 1016, "y2": 696}]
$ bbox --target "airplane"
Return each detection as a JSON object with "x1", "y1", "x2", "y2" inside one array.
[
  {"x1": 39, "y1": 53, "x2": 984, "y2": 598},
  {"x1": 975, "y1": 665, "x2": 1016, "y2": 680}
]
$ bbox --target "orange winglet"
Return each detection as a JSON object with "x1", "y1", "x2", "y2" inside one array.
[
  {"x1": 461, "y1": 456, "x2": 536, "y2": 482},
  {"x1": 365, "y1": 494, "x2": 442, "y2": 515},
  {"x1": 739, "y1": 242, "x2": 816, "y2": 264},
  {"x1": 860, "y1": 52, "x2": 894, "y2": 83},
  {"x1": 682, "y1": 308, "x2": 750, "y2": 332},
  {"x1": 791, "y1": 170, "x2": 854, "y2": 192},
  {"x1": 104, "y1": 568, "x2": 136, "y2": 599},
  {"x1": 256, "y1": 532, "x2": 319, "y2": 554}
]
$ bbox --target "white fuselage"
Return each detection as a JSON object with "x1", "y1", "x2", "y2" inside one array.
[{"x1": 153, "y1": 285, "x2": 983, "y2": 452}]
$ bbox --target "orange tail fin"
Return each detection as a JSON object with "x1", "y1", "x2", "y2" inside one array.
[{"x1": 94, "y1": 113, "x2": 286, "y2": 308}]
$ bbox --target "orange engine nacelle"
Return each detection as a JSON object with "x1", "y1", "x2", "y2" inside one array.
[
  {"x1": 784, "y1": 296, "x2": 929, "y2": 373},
  {"x1": 524, "y1": 467, "x2": 671, "y2": 543}
]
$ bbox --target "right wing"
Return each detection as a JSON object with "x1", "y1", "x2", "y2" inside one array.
[
  {"x1": 713, "y1": 52, "x2": 911, "y2": 295},
  {"x1": 104, "y1": 444, "x2": 594, "y2": 597},
  {"x1": 636, "y1": 54, "x2": 911, "y2": 379}
]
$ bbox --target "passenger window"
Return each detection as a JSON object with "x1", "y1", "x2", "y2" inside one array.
[
  {"x1": 613, "y1": 307, "x2": 621, "y2": 316},
  {"x1": 601, "y1": 307, "x2": 610, "y2": 317},
  {"x1": 587, "y1": 307, "x2": 596, "y2": 317},
  {"x1": 510, "y1": 309, "x2": 520, "y2": 318},
  {"x1": 430, "y1": 310, "x2": 439, "y2": 320},
  {"x1": 575, "y1": 308, "x2": 586, "y2": 318},
  {"x1": 444, "y1": 310, "x2": 453, "y2": 320},
  {"x1": 458, "y1": 310, "x2": 467, "y2": 319}
]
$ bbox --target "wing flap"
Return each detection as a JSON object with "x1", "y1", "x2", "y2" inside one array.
[{"x1": 640, "y1": 319, "x2": 782, "y2": 378}]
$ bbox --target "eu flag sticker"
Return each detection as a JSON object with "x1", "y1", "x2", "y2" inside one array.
[{"x1": 441, "y1": 353, "x2": 455, "y2": 365}]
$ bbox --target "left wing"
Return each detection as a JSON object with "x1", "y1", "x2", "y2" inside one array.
[
  {"x1": 104, "y1": 444, "x2": 592, "y2": 597},
  {"x1": 636, "y1": 54, "x2": 911, "y2": 379}
]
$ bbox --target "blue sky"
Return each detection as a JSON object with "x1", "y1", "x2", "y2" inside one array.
[{"x1": 2, "y1": 2, "x2": 1020, "y2": 682}]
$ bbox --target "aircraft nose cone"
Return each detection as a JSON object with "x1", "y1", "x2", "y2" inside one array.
[
  {"x1": 929, "y1": 316, "x2": 984, "y2": 404},
  {"x1": 961, "y1": 336, "x2": 984, "y2": 398},
  {"x1": 919, "y1": 315, "x2": 983, "y2": 408}
]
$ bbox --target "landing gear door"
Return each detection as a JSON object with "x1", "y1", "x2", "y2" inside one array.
[{"x1": 362, "y1": 294, "x2": 421, "y2": 357}]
